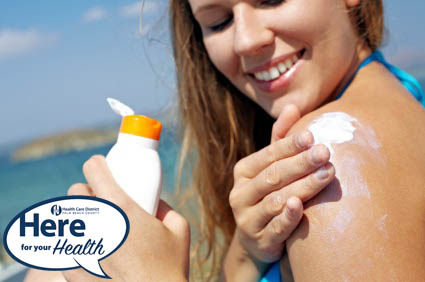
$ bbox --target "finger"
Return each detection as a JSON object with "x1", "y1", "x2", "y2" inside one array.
[
  {"x1": 262, "y1": 197, "x2": 303, "y2": 245},
  {"x1": 241, "y1": 144, "x2": 330, "y2": 205},
  {"x1": 67, "y1": 183, "x2": 95, "y2": 196},
  {"x1": 271, "y1": 104, "x2": 301, "y2": 144},
  {"x1": 235, "y1": 192, "x2": 285, "y2": 235},
  {"x1": 157, "y1": 199, "x2": 190, "y2": 279},
  {"x1": 82, "y1": 155, "x2": 128, "y2": 203},
  {"x1": 156, "y1": 199, "x2": 190, "y2": 243},
  {"x1": 278, "y1": 162, "x2": 335, "y2": 203},
  {"x1": 234, "y1": 130, "x2": 314, "y2": 180}
]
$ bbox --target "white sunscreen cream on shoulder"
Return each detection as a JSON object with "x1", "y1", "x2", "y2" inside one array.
[
  {"x1": 308, "y1": 112, "x2": 357, "y2": 155},
  {"x1": 105, "y1": 98, "x2": 162, "y2": 215},
  {"x1": 307, "y1": 111, "x2": 383, "y2": 200}
]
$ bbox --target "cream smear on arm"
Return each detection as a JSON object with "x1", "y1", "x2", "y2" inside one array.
[
  {"x1": 307, "y1": 112, "x2": 357, "y2": 156},
  {"x1": 308, "y1": 112, "x2": 382, "y2": 158},
  {"x1": 307, "y1": 111, "x2": 384, "y2": 198},
  {"x1": 307, "y1": 112, "x2": 373, "y2": 199},
  {"x1": 306, "y1": 112, "x2": 390, "y2": 249}
]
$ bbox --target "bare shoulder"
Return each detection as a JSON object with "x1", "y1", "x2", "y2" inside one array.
[{"x1": 284, "y1": 66, "x2": 425, "y2": 281}]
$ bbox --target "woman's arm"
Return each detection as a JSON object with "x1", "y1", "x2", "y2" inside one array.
[
  {"x1": 220, "y1": 229, "x2": 270, "y2": 282},
  {"x1": 221, "y1": 105, "x2": 335, "y2": 282},
  {"x1": 284, "y1": 82, "x2": 425, "y2": 281}
]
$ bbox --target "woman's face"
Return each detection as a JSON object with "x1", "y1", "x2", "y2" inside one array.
[{"x1": 189, "y1": 0, "x2": 362, "y2": 118}]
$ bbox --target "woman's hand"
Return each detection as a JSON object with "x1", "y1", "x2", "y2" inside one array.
[
  {"x1": 229, "y1": 105, "x2": 335, "y2": 265},
  {"x1": 62, "y1": 155, "x2": 190, "y2": 282}
]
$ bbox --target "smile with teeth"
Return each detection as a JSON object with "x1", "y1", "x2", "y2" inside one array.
[{"x1": 252, "y1": 51, "x2": 303, "y2": 82}]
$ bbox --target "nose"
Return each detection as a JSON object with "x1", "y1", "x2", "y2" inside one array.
[{"x1": 233, "y1": 4, "x2": 274, "y2": 56}]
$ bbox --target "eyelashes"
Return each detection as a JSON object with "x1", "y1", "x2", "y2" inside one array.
[
  {"x1": 259, "y1": 0, "x2": 285, "y2": 6},
  {"x1": 208, "y1": 16, "x2": 233, "y2": 32}
]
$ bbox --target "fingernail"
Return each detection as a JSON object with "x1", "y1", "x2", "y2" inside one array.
[
  {"x1": 314, "y1": 163, "x2": 331, "y2": 180},
  {"x1": 309, "y1": 146, "x2": 327, "y2": 165},
  {"x1": 282, "y1": 104, "x2": 293, "y2": 112},
  {"x1": 286, "y1": 205, "x2": 296, "y2": 217},
  {"x1": 296, "y1": 131, "x2": 312, "y2": 149}
]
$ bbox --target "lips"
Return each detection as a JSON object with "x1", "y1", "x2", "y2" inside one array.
[
  {"x1": 246, "y1": 48, "x2": 306, "y2": 93},
  {"x1": 248, "y1": 49, "x2": 306, "y2": 82}
]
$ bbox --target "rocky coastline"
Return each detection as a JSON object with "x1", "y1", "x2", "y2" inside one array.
[{"x1": 11, "y1": 129, "x2": 118, "y2": 162}]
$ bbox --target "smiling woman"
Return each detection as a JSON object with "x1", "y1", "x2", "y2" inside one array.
[
  {"x1": 188, "y1": 0, "x2": 383, "y2": 118},
  {"x1": 21, "y1": 0, "x2": 425, "y2": 281},
  {"x1": 170, "y1": 0, "x2": 425, "y2": 281}
]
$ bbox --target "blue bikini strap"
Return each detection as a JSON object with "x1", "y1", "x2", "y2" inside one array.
[{"x1": 335, "y1": 50, "x2": 425, "y2": 106}]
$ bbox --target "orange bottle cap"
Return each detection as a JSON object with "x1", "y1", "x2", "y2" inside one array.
[{"x1": 119, "y1": 115, "x2": 162, "y2": 141}]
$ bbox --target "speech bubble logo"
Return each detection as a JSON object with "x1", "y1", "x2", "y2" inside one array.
[{"x1": 3, "y1": 196, "x2": 129, "y2": 279}]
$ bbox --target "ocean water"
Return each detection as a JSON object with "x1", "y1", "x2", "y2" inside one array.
[{"x1": 0, "y1": 127, "x2": 181, "y2": 239}]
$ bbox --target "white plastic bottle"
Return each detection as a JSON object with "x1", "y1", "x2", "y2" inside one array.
[{"x1": 106, "y1": 113, "x2": 163, "y2": 216}]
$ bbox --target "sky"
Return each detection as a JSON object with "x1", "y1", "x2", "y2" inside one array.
[{"x1": 1, "y1": 0, "x2": 425, "y2": 147}]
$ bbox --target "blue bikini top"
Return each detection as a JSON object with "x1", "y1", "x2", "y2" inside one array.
[
  {"x1": 259, "y1": 50, "x2": 425, "y2": 282},
  {"x1": 336, "y1": 50, "x2": 425, "y2": 105}
]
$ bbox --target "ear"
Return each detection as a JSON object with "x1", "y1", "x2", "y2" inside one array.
[{"x1": 345, "y1": 0, "x2": 361, "y2": 8}]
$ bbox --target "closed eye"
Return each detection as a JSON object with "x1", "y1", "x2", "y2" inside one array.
[
  {"x1": 258, "y1": 0, "x2": 285, "y2": 7},
  {"x1": 208, "y1": 16, "x2": 233, "y2": 32},
  {"x1": 205, "y1": 0, "x2": 284, "y2": 32}
]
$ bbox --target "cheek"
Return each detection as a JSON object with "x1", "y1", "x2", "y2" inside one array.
[
  {"x1": 270, "y1": 3, "x2": 355, "y2": 100},
  {"x1": 269, "y1": 0, "x2": 349, "y2": 53},
  {"x1": 269, "y1": 1, "x2": 332, "y2": 40},
  {"x1": 203, "y1": 34, "x2": 238, "y2": 79}
]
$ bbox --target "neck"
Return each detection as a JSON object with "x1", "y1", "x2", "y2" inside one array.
[{"x1": 322, "y1": 40, "x2": 373, "y2": 106}]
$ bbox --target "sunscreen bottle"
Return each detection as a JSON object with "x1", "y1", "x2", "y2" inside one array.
[{"x1": 105, "y1": 98, "x2": 162, "y2": 215}]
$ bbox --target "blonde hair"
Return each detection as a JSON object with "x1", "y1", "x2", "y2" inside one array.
[
  {"x1": 169, "y1": 0, "x2": 384, "y2": 280},
  {"x1": 349, "y1": 0, "x2": 384, "y2": 50}
]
